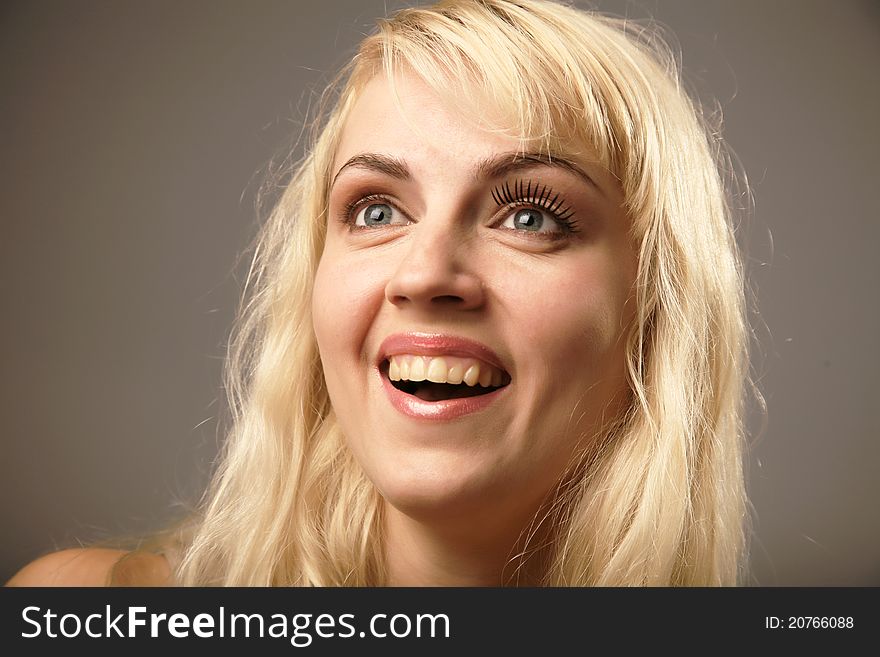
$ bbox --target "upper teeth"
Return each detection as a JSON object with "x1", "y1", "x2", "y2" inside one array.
[{"x1": 388, "y1": 355, "x2": 508, "y2": 387}]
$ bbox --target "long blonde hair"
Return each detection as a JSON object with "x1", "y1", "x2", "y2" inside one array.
[{"x1": 174, "y1": 0, "x2": 749, "y2": 586}]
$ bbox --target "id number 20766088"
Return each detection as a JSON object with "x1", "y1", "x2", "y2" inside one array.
[{"x1": 764, "y1": 617, "x2": 854, "y2": 630}]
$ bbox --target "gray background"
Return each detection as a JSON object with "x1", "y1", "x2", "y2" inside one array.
[{"x1": 2, "y1": 0, "x2": 878, "y2": 585}]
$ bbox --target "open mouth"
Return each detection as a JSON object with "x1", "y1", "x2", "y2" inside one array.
[
  {"x1": 380, "y1": 360, "x2": 510, "y2": 401},
  {"x1": 390, "y1": 378, "x2": 504, "y2": 401}
]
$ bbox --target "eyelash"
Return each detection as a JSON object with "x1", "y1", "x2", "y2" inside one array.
[
  {"x1": 339, "y1": 180, "x2": 578, "y2": 236},
  {"x1": 491, "y1": 179, "x2": 578, "y2": 234}
]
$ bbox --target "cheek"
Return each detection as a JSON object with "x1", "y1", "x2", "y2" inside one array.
[
  {"x1": 312, "y1": 255, "x2": 365, "y2": 444},
  {"x1": 509, "y1": 260, "x2": 626, "y2": 369},
  {"x1": 313, "y1": 257, "x2": 355, "y2": 393},
  {"x1": 314, "y1": 253, "x2": 362, "y2": 346},
  {"x1": 312, "y1": 248, "x2": 390, "y2": 386},
  {"x1": 502, "y1": 257, "x2": 631, "y2": 455},
  {"x1": 311, "y1": 258, "x2": 341, "y2": 358}
]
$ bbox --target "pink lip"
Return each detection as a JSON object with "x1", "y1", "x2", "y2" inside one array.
[
  {"x1": 379, "y1": 369, "x2": 508, "y2": 421},
  {"x1": 375, "y1": 332, "x2": 511, "y2": 422},
  {"x1": 376, "y1": 332, "x2": 510, "y2": 372}
]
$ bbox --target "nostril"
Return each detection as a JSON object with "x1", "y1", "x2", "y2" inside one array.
[
  {"x1": 384, "y1": 268, "x2": 485, "y2": 310},
  {"x1": 389, "y1": 294, "x2": 464, "y2": 305},
  {"x1": 431, "y1": 294, "x2": 465, "y2": 304}
]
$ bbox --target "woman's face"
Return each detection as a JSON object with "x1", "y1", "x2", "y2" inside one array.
[{"x1": 313, "y1": 72, "x2": 636, "y2": 524}]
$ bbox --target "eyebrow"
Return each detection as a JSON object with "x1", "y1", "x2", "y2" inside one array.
[
  {"x1": 331, "y1": 153, "x2": 411, "y2": 187},
  {"x1": 331, "y1": 151, "x2": 603, "y2": 196}
]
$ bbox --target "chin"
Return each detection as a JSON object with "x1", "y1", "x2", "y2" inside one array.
[{"x1": 370, "y1": 455, "x2": 502, "y2": 521}]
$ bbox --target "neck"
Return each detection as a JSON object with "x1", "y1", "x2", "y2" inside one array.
[{"x1": 382, "y1": 499, "x2": 552, "y2": 587}]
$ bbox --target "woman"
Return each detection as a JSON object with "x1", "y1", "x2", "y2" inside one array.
[{"x1": 9, "y1": 0, "x2": 748, "y2": 586}]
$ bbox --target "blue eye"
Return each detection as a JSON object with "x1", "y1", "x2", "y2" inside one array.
[
  {"x1": 501, "y1": 208, "x2": 561, "y2": 233},
  {"x1": 356, "y1": 202, "x2": 403, "y2": 227},
  {"x1": 491, "y1": 180, "x2": 578, "y2": 238}
]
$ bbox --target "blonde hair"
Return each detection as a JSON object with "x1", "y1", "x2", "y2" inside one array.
[{"x1": 174, "y1": 0, "x2": 749, "y2": 586}]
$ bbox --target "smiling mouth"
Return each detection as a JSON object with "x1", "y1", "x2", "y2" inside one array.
[
  {"x1": 391, "y1": 378, "x2": 504, "y2": 401},
  {"x1": 381, "y1": 356, "x2": 510, "y2": 402}
]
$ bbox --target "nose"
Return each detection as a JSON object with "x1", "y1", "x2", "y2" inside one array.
[{"x1": 384, "y1": 221, "x2": 485, "y2": 310}]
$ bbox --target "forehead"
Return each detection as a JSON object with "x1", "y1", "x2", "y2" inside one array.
[
  {"x1": 330, "y1": 71, "x2": 617, "y2": 202},
  {"x1": 332, "y1": 72, "x2": 521, "y2": 179}
]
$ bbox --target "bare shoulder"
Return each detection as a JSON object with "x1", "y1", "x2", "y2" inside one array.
[
  {"x1": 6, "y1": 548, "x2": 127, "y2": 586},
  {"x1": 6, "y1": 548, "x2": 172, "y2": 587}
]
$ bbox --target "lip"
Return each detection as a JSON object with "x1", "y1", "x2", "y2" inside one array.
[
  {"x1": 376, "y1": 332, "x2": 510, "y2": 373},
  {"x1": 379, "y1": 367, "x2": 509, "y2": 421},
  {"x1": 375, "y1": 332, "x2": 511, "y2": 422}
]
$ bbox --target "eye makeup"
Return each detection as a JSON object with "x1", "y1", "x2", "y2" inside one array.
[
  {"x1": 334, "y1": 177, "x2": 581, "y2": 238},
  {"x1": 491, "y1": 179, "x2": 579, "y2": 235}
]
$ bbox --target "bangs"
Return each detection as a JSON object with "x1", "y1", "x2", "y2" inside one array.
[{"x1": 349, "y1": 0, "x2": 635, "y2": 180}]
